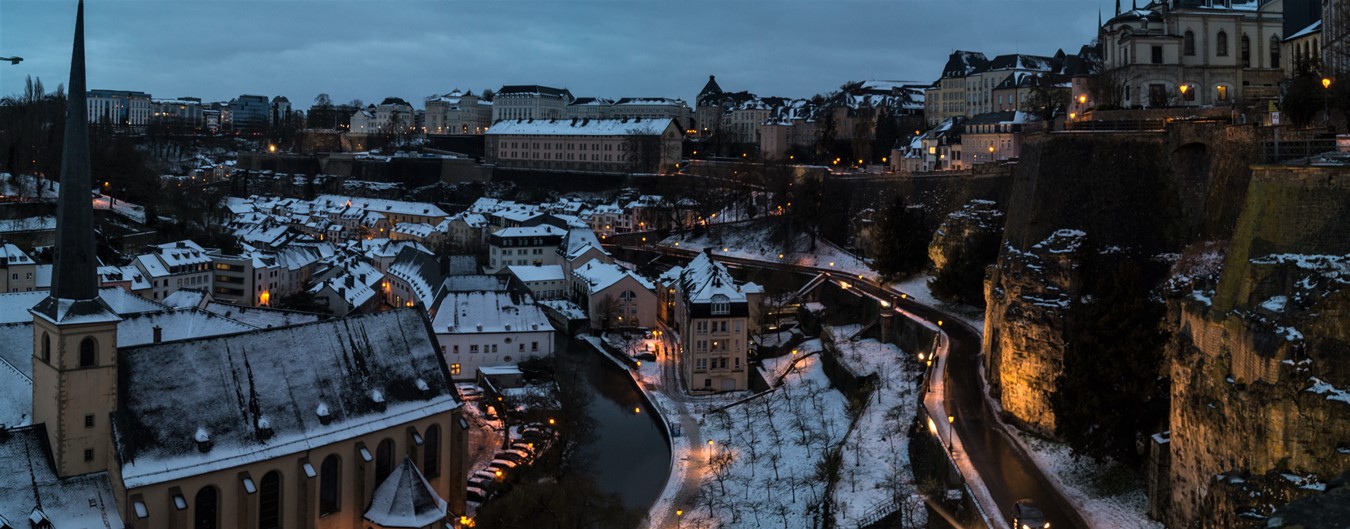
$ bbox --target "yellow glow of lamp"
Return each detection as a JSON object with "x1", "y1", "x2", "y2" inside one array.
[{"x1": 1323, "y1": 78, "x2": 1333, "y2": 89}]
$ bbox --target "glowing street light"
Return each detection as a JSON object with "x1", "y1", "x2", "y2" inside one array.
[
  {"x1": 1323, "y1": 78, "x2": 1333, "y2": 125},
  {"x1": 707, "y1": 439, "x2": 715, "y2": 463}
]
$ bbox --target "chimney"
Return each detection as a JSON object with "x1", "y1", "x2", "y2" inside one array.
[{"x1": 152, "y1": 325, "x2": 163, "y2": 343}]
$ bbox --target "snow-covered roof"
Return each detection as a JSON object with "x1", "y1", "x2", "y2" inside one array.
[
  {"x1": 572, "y1": 260, "x2": 654, "y2": 295},
  {"x1": 387, "y1": 247, "x2": 444, "y2": 308},
  {"x1": 508, "y1": 264, "x2": 565, "y2": 283},
  {"x1": 162, "y1": 289, "x2": 209, "y2": 309},
  {"x1": 442, "y1": 274, "x2": 511, "y2": 293},
  {"x1": 492, "y1": 225, "x2": 566, "y2": 239},
  {"x1": 486, "y1": 117, "x2": 675, "y2": 137},
  {"x1": 677, "y1": 252, "x2": 747, "y2": 304},
  {"x1": 0, "y1": 243, "x2": 34, "y2": 266},
  {"x1": 1286, "y1": 20, "x2": 1322, "y2": 41},
  {"x1": 148, "y1": 240, "x2": 211, "y2": 268},
  {"x1": 0, "y1": 428, "x2": 123, "y2": 529},
  {"x1": 363, "y1": 457, "x2": 448, "y2": 528},
  {"x1": 431, "y1": 291, "x2": 550, "y2": 334},
  {"x1": 393, "y1": 222, "x2": 436, "y2": 240},
  {"x1": 115, "y1": 309, "x2": 456, "y2": 489},
  {"x1": 314, "y1": 194, "x2": 448, "y2": 219},
  {"x1": 202, "y1": 302, "x2": 323, "y2": 329},
  {"x1": 562, "y1": 227, "x2": 608, "y2": 262}
]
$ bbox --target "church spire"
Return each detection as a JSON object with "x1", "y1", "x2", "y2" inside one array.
[{"x1": 51, "y1": 0, "x2": 97, "y2": 303}]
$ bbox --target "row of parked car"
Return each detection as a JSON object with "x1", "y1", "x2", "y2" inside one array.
[{"x1": 466, "y1": 422, "x2": 556, "y2": 504}]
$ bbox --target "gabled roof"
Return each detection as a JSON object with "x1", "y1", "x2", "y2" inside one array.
[
  {"x1": 114, "y1": 309, "x2": 456, "y2": 489},
  {"x1": 698, "y1": 75, "x2": 723, "y2": 99},
  {"x1": 387, "y1": 246, "x2": 445, "y2": 308},
  {"x1": 941, "y1": 51, "x2": 989, "y2": 78},
  {"x1": 363, "y1": 457, "x2": 448, "y2": 528},
  {"x1": 677, "y1": 251, "x2": 746, "y2": 304},
  {"x1": 572, "y1": 260, "x2": 654, "y2": 295},
  {"x1": 430, "y1": 291, "x2": 549, "y2": 334}
]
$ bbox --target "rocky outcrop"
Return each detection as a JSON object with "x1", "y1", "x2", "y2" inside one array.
[
  {"x1": 982, "y1": 229, "x2": 1085, "y2": 433},
  {"x1": 1155, "y1": 164, "x2": 1350, "y2": 528},
  {"x1": 928, "y1": 199, "x2": 1004, "y2": 306}
]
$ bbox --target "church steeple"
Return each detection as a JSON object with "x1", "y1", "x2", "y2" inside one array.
[
  {"x1": 50, "y1": 0, "x2": 97, "y2": 303},
  {"x1": 30, "y1": 0, "x2": 121, "y2": 479}
]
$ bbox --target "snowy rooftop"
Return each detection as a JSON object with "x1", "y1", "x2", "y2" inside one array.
[
  {"x1": 572, "y1": 260, "x2": 654, "y2": 295},
  {"x1": 387, "y1": 246, "x2": 445, "y2": 308},
  {"x1": 0, "y1": 428, "x2": 124, "y2": 529},
  {"x1": 115, "y1": 309, "x2": 456, "y2": 488},
  {"x1": 202, "y1": 302, "x2": 323, "y2": 329},
  {"x1": 314, "y1": 194, "x2": 448, "y2": 219},
  {"x1": 509, "y1": 264, "x2": 565, "y2": 283},
  {"x1": 677, "y1": 252, "x2": 747, "y2": 304},
  {"x1": 486, "y1": 117, "x2": 674, "y2": 136},
  {"x1": 431, "y1": 291, "x2": 550, "y2": 334},
  {"x1": 363, "y1": 458, "x2": 448, "y2": 528},
  {"x1": 493, "y1": 225, "x2": 566, "y2": 239}
]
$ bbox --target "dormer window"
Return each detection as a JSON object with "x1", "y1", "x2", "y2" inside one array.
[{"x1": 711, "y1": 294, "x2": 730, "y2": 315}]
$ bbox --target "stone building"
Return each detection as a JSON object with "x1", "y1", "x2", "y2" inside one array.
[
  {"x1": 1100, "y1": 0, "x2": 1284, "y2": 109},
  {"x1": 491, "y1": 84, "x2": 574, "y2": 122},
  {"x1": 425, "y1": 90, "x2": 493, "y2": 135},
  {"x1": 484, "y1": 117, "x2": 683, "y2": 174}
]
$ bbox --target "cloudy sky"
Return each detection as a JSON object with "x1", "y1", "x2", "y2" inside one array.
[{"x1": 1, "y1": 1, "x2": 1099, "y2": 109}]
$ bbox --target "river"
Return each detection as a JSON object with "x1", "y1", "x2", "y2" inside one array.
[{"x1": 563, "y1": 336, "x2": 672, "y2": 512}]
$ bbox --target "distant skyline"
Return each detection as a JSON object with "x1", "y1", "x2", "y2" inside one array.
[{"x1": 1, "y1": 1, "x2": 1099, "y2": 109}]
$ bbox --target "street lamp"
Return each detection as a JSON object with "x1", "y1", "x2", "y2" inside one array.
[
  {"x1": 676, "y1": 509, "x2": 683, "y2": 529},
  {"x1": 707, "y1": 439, "x2": 715, "y2": 463},
  {"x1": 1322, "y1": 77, "x2": 1333, "y2": 125},
  {"x1": 1179, "y1": 84, "x2": 1190, "y2": 108},
  {"x1": 947, "y1": 414, "x2": 956, "y2": 457},
  {"x1": 1078, "y1": 94, "x2": 1087, "y2": 105}
]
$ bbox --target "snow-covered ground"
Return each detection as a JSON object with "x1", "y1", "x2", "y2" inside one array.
[
  {"x1": 681, "y1": 353, "x2": 849, "y2": 529},
  {"x1": 1013, "y1": 432, "x2": 1163, "y2": 529},
  {"x1": 828, "y1": 325, "x2": 928, "y2": 527},
  {"x1": 660, "y1": 220, "x2": 876, "y2": 280}
]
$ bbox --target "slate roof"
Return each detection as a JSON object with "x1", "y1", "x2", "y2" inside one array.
[
  {"x1": 430, "y1": 291, "x2": 548, "y2": 334},
  {"x1": 114, "y1": 309, "x2": 456, "y2": 488},
  {"x1": 202, "y1": 302, "x2": 323, "y2": 329},
  {"x1": 387, "y1": 247, "x2": 445, "y2": 308},
  {"x1": 941, "y1": 51, "x2": 989, "y2": 78},
  {"x1": 486, "y1": 118, "x2": 674, "y2": 137},
  {"x1": 497, "y1": 85, "x2": 573, "y2": 99},
  {"x1": 678, "y1": 251, "x2": 746, "y2": 304}
]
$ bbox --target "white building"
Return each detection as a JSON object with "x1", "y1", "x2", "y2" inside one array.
[
  {"x1": 351, "y1": 97, "x2": 417, "y2": 134},
  {"x1": 491, "y1": 85, "x2": 574, "y2": 121},
  {"x1": 569, "y1": 259, "x2": 657, "y2": 330},
  {"x1": 425, "y1": 90, "x2": 493, "y2": 134},
  {"x1": 508, "y1": 265, "x2": 567, "y2": 300},
  {"x1": 0, "y1": 243, "x2": 38, "y2": 293},
  {"x1": 87, "y1": 89, "x2": 152, "y2": 131},
  {"x1": 486, "y1": 225, "x2": 566, "y2": 273},
  {"x1": 1101, "y1": 1, "x2": 1284, "y2": 109},
  {"x1": 132, "y1": 240, "x2": 213, "y2": 302},
  {"x1": 431, "y1": 291, "x2": 555, "y2": 380}
]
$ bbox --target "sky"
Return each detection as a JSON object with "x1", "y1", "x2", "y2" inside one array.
[{"x1": 0, "y1": 1, "x2": 1100, "y2": 110}]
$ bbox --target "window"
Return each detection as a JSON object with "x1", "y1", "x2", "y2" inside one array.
[
  {"x1": 375, "y1": 438, "x2": 395, "y2": 484},
  {"x1": 450, "y1": 363, "x2": 461, "y2": 376},
  {"x1": 1151, "y1": 45, "x2": 1163, "y2": 64},
  {"x1": 532, "y1": 341, "x2": 539, "y2": 352},
  {"x1": 470, "y1": 345, "x2": 479, "y2": 353},
  {"x1": 1216, "y1": 85, "x2": 1229, "y2": 102},
  {"x1": 1148, "y1": 84, "x2": 1167, "y2": 107},
  {"x1": 258, "y1": 471, "x2": 281, "y2": 529},
  {"x1": 84, "y1": 448, "x2": 94, "y2": 461},
  {"x1": 695, "y1": 358, "x2": 707, "y2": 371},
  {"x1": 85, "y1": 414, "x2": 94, "y2": 428},
  {"x1": 79, "y1": 337, "x2": 96, "y2": 367},
  {"x1": 1217, "y1": 30, "x2": 1229, "y2": 57},
  {"x1": 424, "y1": 425, "x2": 441, "y2": 478},
  {"x1": 1241, "y1": 35, "x2": 1251, "y2": 67},
  {"x1": 40, "y1": 332, "x2": 50, "y2": 363},
  {"x1": 711, "y1": 294, "x2": 730, "y2": 315},
  {"x1": 1271, "y1": 36, "x2": 1281, "y2": 68},
  {"x1": 194, "y1": 487, "x2": 219, "y2": 529},
  {"x1": 1184, "y1": 31, "x2": 1195, "y2": 56},
  {"x1": 696, "y1": 321, "x2": 708, "y2": 334},
  {"x1": 491, "y1": 344, "x2": 498, "y2": 353},
  {"x1": 320, "y1": 455, "x2": 341, "y2": 515}
]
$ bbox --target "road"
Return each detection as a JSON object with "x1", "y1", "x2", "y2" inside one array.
[{"x1": 629, "y1": 245, "x2": 1089, "y2": 529}]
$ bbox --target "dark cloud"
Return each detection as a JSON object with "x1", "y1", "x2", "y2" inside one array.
[{"x1": 1, "y1": 0, "x2": 1098, "y2": 108}]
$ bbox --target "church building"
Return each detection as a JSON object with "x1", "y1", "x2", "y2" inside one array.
[{"x1": 0, "y1": 3, "x2": 468, "y2": 528}]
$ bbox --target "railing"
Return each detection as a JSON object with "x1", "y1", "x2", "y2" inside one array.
[{"x1": 1262, "y1": 139, "x2": 1337, "y2": 163}]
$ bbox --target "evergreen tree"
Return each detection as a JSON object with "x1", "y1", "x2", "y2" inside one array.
[
  {"x1": 1052, "y1": 256, "x2": 1169, "y2": 465},
  {"x1": 869, "y1": 194, "x2": 930, "y2": 280}
]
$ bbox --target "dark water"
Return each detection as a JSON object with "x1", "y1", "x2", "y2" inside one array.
[{"x1": 564, "y1": 338, "x2": 672, "y2": 511}]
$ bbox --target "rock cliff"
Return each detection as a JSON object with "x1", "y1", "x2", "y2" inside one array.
[{"x1": 1154, "y1": 163, "x2": 1350, "y2": 528}]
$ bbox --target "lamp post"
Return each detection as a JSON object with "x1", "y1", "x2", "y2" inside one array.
[
  {"x1": 676, "y1": 509, "x2": 683, "y2": 529},
  {"x1": 946, "y1": 414, "x2": 956, "y2": 457},
  {"x1": 1323, "y1": 77, "x2": 1333, "y2": 126},
  {"x1": 707, "y1": 439, "x2": 715, "y2": 463},
  {"x1": 1179, "y1": 84, "x2": 1190, "y2": 108}
]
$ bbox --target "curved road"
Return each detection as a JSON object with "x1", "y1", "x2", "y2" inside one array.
[{"x1": 630, "y1": 246, "x2": 1088, "y2": 529}]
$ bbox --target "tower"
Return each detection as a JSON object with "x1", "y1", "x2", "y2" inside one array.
[{"x1": 30, "y1": 0, "x2": 122, "y2": 478}]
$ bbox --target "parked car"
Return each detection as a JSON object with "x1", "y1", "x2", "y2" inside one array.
[
  {"x1": 487, "y1": 458, "x2": 518, "y2": 471},
  {"x1": 495, "y1": 449, "x2": 531, "y2": 463},
  {"x1": 1012, "y1": 500, "x2": 1048, "y2": 529},
  {"x1": 468, "y1": 475, "x2": 492, "y2": 489},
  {"x1": 456, "y1": 383, "x2": 483, "y2": 401},
  {"x1": 510, "y1": 441, "x2": 537, "y2": 455},
  {"x1": 466, "y1": 486, "x2": 488, "y2": 503}
]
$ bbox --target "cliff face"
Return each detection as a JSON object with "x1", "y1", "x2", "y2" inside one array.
[
  {"x1": 928, "y1": 199, "x2": 1004, "y2": 306},
  {"x1": 1157, "y1": 164, "x2": 1350, "y2": 528},
  {"x1": 985, "y1": 125, "x2": 1259, "y2": 434},
  {"x1": 983, "y1": 229, "x2": 1084, "y2": 432}
]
